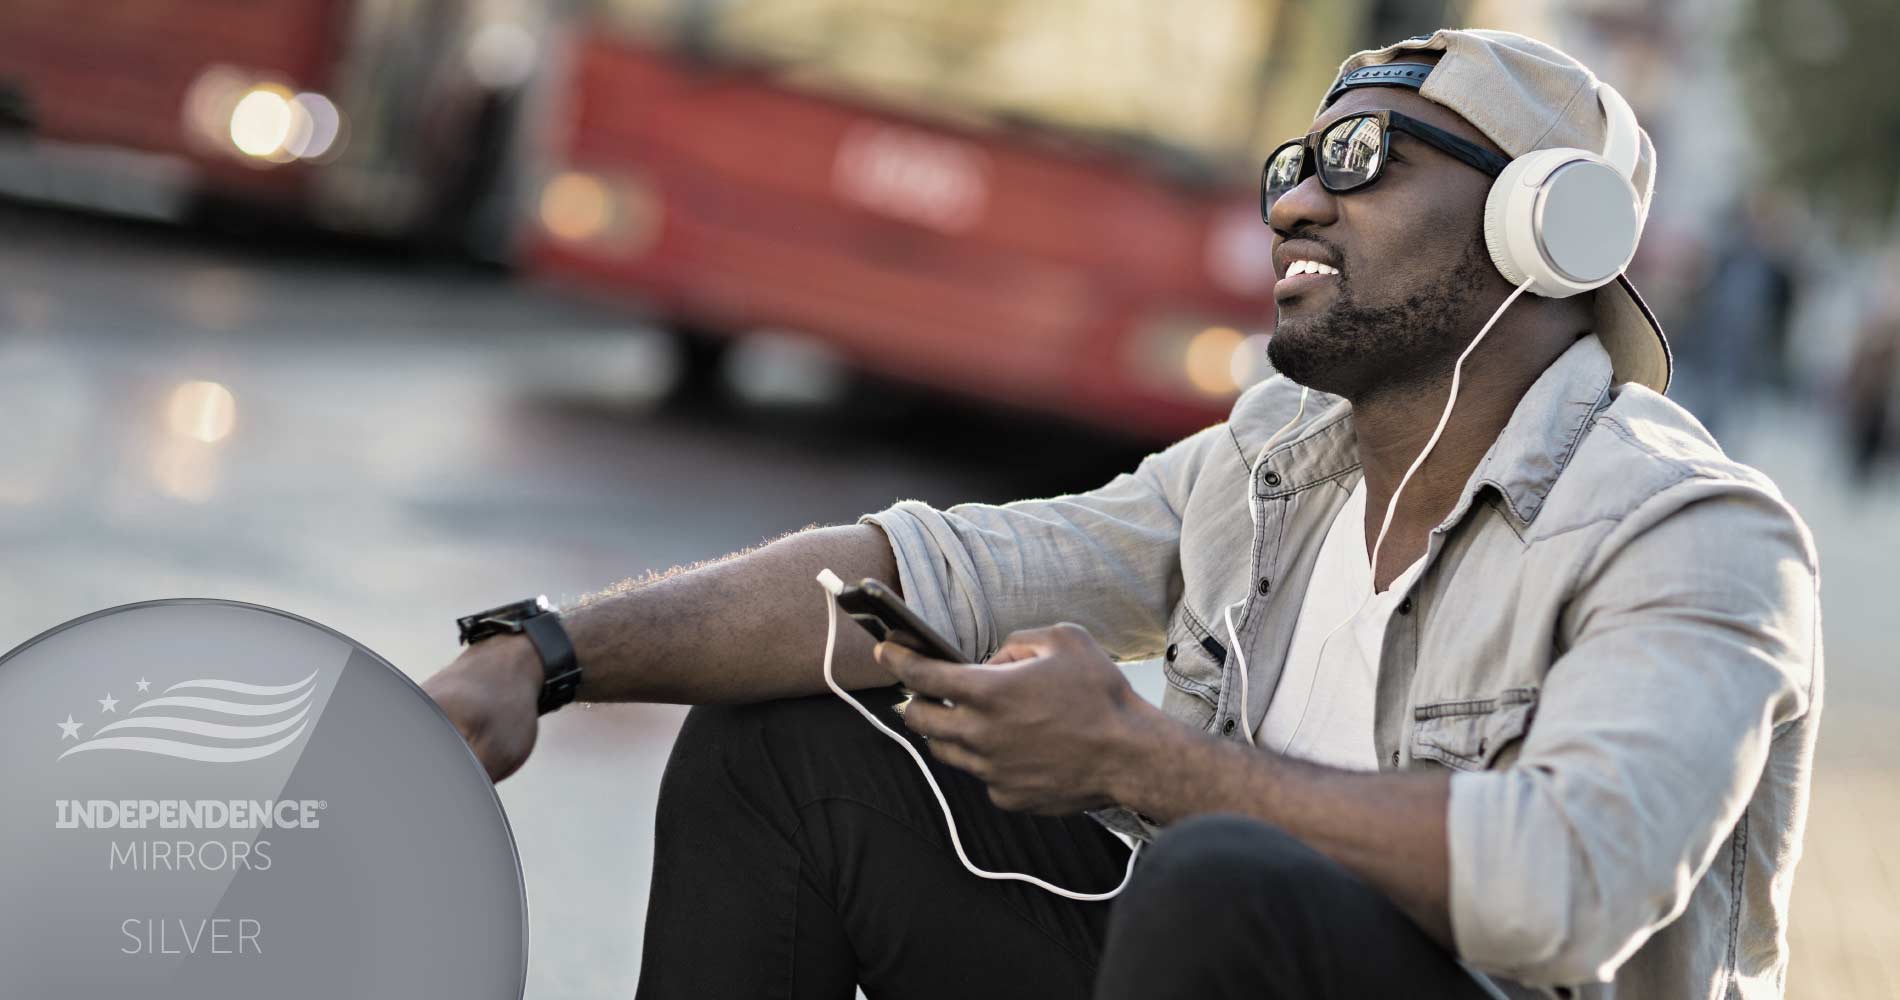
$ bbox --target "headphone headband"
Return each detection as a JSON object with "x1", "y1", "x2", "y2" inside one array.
[{"x1": 1594, "y1": 80, "x2": 1641, "y2": 182}]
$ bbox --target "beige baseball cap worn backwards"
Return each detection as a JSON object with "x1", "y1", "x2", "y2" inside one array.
[{"x1": 1319, "y1": 28, "x2": 1672, "y2": 394}]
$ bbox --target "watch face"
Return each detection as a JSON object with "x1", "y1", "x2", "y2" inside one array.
[
  {"x1": 495, "y1": 597, "x2": 551, "y2": 621},
  {"x1": 459, "y1": 597, "x2": 550, "y2": 641},
  {"x1": 0, "y1": 600, "x2": 527, "y2": 998}
]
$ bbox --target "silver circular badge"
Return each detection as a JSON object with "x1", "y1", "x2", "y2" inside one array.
[{"x1": 0, "y1": 600, "x2": 527, "y2": 998}]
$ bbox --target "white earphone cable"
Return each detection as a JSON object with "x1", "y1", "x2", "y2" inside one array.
[
  {"x1": 812, "y1": 277, "x2": 1533, "y2": 897},
  {"x1": 819, "y1": 586, "x2": 1142, "y2": 901},
  {"x1": 1225, "y1": 278, "x2": 1536, "y2": 746}
]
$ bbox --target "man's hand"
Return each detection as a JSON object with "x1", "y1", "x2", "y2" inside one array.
[
  {"x1": 423, "y1": 634, "x2": 544, "y2": 783},
  {"x1": 875, "y1": 623, "x2": 1165, "y2": 814}
]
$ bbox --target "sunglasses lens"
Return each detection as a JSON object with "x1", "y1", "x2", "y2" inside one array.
[
  {"x1": 1262, "y1": 143, "x2": 1305, "y2": 218},
  {"x1": 1319, "y1": 116, "x2": 1385, "y2": 191}
]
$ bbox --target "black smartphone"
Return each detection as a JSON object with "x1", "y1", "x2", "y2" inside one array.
[
  {"x1": 834, "y1": 577, "x2": 963, "y2": 662},
  {"x1": 833, "y1": 577, "x2": 964, "y2": 716}
]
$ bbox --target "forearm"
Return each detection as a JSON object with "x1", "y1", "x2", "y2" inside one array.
[
  {"x1": 1111, "y1": 711, "x2": 1455, "y2": 946},
  {"x1": 565, "y1": 523, "x2": 901, "y2": 704}
]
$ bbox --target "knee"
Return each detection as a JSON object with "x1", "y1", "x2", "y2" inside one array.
[
  {"x1": 655, "y1": 695, "x2": 871, "y2": 822},
  {"x1": 661, "y1": 697, "x2": 792, "y2": 773},
  {"x1": 1102, "y1": 814, "x2": 1341, "y2": 986},
  {"x1": 655, "y1": 703, "x2": 763, "y2": 815},
  {"x1": 1123, "y1": 814, "x2": 1336, "y2": 913}
]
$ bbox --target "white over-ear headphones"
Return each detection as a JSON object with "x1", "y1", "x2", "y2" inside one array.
[{"x1": 1482, "y1": 81, "x2": 1644, "y2": 298}]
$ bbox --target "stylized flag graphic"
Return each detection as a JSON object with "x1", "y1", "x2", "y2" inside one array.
[{"x1": 58, "y1": 671, "x2": 317, "y2": 763}]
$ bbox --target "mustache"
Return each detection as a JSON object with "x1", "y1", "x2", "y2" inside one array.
[{"x1": 1272, "y1": 226, "x2": 1347, "y2": 263}]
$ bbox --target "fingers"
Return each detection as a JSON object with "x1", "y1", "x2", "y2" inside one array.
[
  {"x1": 922, "y1": 735, "x2": 990, "y2": 782},
  {"x1": 986, "y1": 622, "x2": 1097, "y2": 664},
  {"x1": 875, "y1": 642, "x2": 994, "y2": 704},
  {"x1": 900, "y1": 697, "x2": 981, "y2": 746},
  {"x1": 983, "y1": 644, "x2": 1034, "y2": 665}
]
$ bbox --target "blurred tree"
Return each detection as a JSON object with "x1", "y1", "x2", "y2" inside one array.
[
  {"x1": 1366, "y1": 0, "x2": 1465, "y2": 49},
  {"x1": 1732, "y1": 0, "x2": 1900, "y2": 241}
]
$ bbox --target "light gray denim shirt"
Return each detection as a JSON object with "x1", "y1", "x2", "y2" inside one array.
[{"x1": 860, "y1": 335, "x2": 1822, "y2": 999}]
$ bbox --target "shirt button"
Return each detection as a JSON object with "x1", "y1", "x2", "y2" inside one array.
[
  {"x1": 1397, "y1": 597, "x2": 1413, "y2": 615},
  {"x1": 1221, "y1": 718, "x2": 1237, "y2": 735},
  {"x1": 1165, "y1": 642, "x2": 1179, "y2": 662},
  {"x1": 1256, "y1": 577, "x2": 1271, "y2": 595},
  {"x1": 1261, "y1": 470, "x2": 1282, "y2": 487}
]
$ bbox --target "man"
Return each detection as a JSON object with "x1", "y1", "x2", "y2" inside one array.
[{"x1": 426, "y1": 30, "x2": 1820, "y2": 999}]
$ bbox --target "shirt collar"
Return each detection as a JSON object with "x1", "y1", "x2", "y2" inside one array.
[
  {"x1": 1239, "y1": 333, "x2": 1614, "y2": 530},
  {"x1": 1451, "y1": 332, "x2": 1614, "y2": 531}
]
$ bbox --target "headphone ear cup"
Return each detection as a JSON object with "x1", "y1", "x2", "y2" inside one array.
[
  {"x1": 1482, "y1": 148, "x2": 1638, "y2": 299},
  {"x1": 1483, "y1": 158, "x2": 1535, "y2": 289}
]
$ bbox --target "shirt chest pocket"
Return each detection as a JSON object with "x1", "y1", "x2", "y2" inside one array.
[
  {"x1": 1160, "y1": 601, "x2": 1228, "y2": 707},
  {"x1": 1409, "y1": 687, "x2": 1539, "y2": 771}
]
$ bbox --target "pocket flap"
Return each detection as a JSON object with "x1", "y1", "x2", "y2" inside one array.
[
  {"x1": 1410, "y1": 687, "x2": 1538, "y2": 771},
  {"x1": 1160, "y1": 602, "x2": 1225, "y2": 702}
]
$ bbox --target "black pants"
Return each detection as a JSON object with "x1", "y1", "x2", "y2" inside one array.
[{"x1": 636, "y1": 690, "x2": 1492, "y2": 1000}]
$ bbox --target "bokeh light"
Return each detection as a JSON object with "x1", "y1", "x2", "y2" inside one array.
[
  {"x1": 165, "y1": 380, "x2": 238, "y2": 444},
  {"x1": 1184, "y1": 325, "x2": 1245, "y2": 396},
  {"x1": 286, "y1": 92, "x2": 342, "y2": 160},
  {"x1": 541, "y1": 172, "x2": 613, "y2": 243},
  {"x1": 228, "y1": 86, "x2": 295, "y2": 159},
  {"x1": 1230, "y1": 332, "x2": 1275, "y2": 389}
]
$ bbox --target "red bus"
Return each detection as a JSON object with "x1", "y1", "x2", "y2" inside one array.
[
  {"x1": 0, "y1": 0, "x2": 541, "y2": 253},
  {"x1": 526, "y1": 1, "x2": 1312, "y2": 440}
]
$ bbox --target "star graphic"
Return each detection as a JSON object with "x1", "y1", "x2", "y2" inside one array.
[
  {"x1": 99, "y1": 692, "x2": 119, "y2": 713},
  {"x1": 58, "y1": 715, "x2": 83, "y2": 740},
  {"x1": 135, "y1": 677, "x2": 152, "y2": 693}
]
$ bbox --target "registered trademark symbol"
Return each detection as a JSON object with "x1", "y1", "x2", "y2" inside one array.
[{"x1": 318, "y1": 801, "x2": 328, "y2": 810}]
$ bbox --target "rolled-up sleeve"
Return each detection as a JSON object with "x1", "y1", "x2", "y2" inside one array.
[
  {"x1": 859, "y1": 422, "x2": 1227, "y2": 664},
  {"x1": 1447, "y1": 479, "x2": 1820, "y2": 986}
]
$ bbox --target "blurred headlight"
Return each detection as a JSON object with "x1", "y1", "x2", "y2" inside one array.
[
  {"x1": 1231, "y1": 332, "x2": 1275, "y2": 389},
  {"x1": 1126, "y1": 316, "x2": 1275, "y2": 400},
  {"x1": 540, "y1": 172, "x2": 613, "y2": 242},
  {"x1": 1184, "y1": 326, "x2": 1245, "y2": 396},
  {"x1": 185, "y1": 67, "x2": 346, "y2": 165},
  {"x1": 285, "y1": 92, "x2": 342, "y2": 160},
  {"x1": 539, "y1": 171, "x2": 662, "y2": 253},
  {"x1": 229, "y1": 86, "x2": 296, "y2": 159}
]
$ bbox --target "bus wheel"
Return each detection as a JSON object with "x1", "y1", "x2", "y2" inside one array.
[{"x1": 662, "y1": 324, "x2": 732, "y2": 410}]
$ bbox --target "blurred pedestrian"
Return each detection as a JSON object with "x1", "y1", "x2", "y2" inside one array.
[
  {"x1": 1844, "y1": 253, "x2": 1900, "y2": 483},
  {"x1": 1673, "y1": 193, "x2": 1799, "y2": 439}
]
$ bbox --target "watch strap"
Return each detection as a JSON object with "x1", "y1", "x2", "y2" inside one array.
[{"x1": 521, "y1": 612, "x2": 582, "y2": 715}]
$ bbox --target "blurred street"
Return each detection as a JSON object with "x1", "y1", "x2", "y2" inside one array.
[
  {"x1": 3, "y1": 200, "x2": 1898, "y2": 998},
  {"x1": 0, "y1": 201, "x2": 1152, "y2": 997},
  {"x1": 4, "y1": 0, "x2": 1898, "y2": 992}
]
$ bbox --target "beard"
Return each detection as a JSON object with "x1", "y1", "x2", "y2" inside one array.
[{"x1": 1266, "y1": 231, "x2": 1494, "y2": 399}]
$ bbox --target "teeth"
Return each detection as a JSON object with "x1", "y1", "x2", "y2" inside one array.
[{"x1": 1287, "y1": 260, "x2": 1339, "y2": 277}]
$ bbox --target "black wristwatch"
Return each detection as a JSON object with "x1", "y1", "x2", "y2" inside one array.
[{"x1": 457, "y1": 596, "x2": 583, "y2": 715}]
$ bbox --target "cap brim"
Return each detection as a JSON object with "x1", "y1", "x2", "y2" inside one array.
[{"x1": 1594, "y1": 273, "x2": 1671, "y2": 394}]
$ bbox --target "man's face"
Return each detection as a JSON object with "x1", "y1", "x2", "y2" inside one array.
[{"x1": 1264, "y1": 80, "x2": 1511, "y2": 398}]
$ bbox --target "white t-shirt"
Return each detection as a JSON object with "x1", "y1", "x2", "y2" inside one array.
[{"x1": 1254, "y1": 480, "x2": 1421, "y2": 769}]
